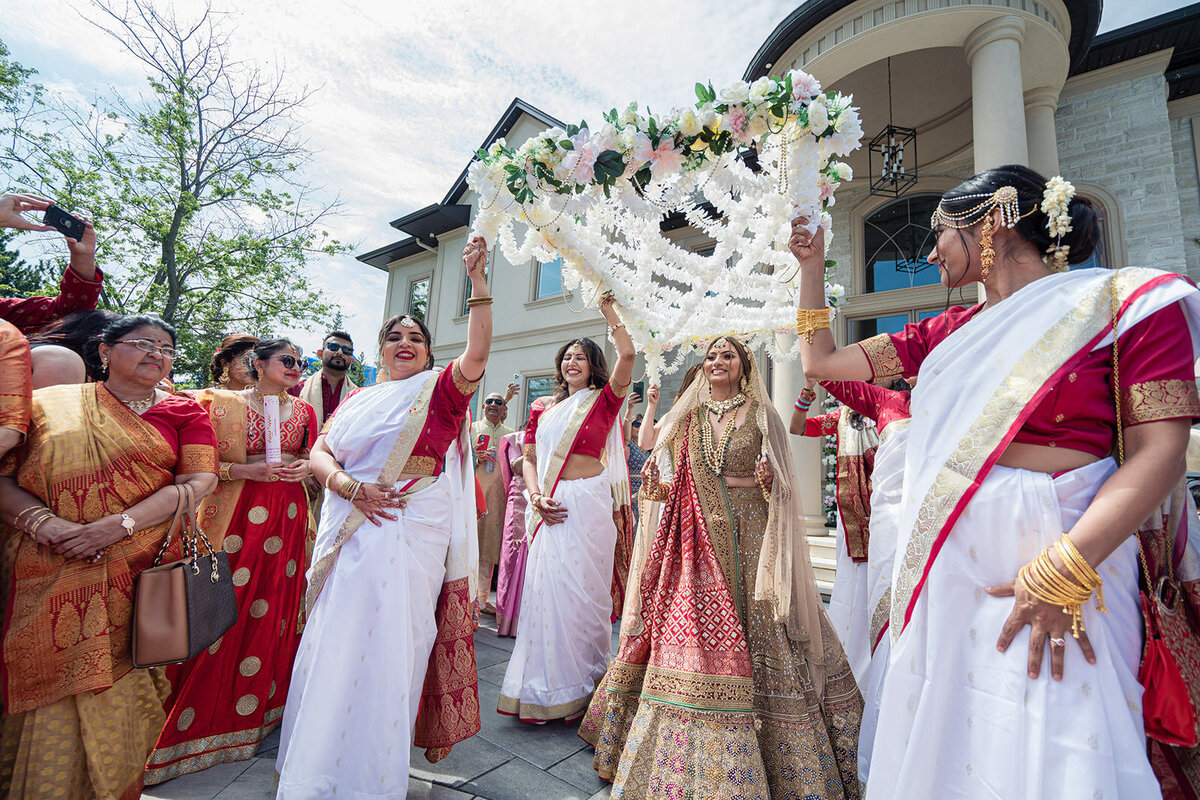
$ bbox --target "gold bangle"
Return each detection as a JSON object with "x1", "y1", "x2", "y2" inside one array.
[
  {"x1": 26, "y1": 510, "x2": 55, "y2": 542},
  {"x1": 325, "y1": 469, "x2": 348, "y2": 492},
  {"x1": 466, "y1": 296, "x2": 494, "y2": 307},
  {"x1": 795, "y1": 307, "x2": 831, "y2": 344},
  {"x1": 218, "y1": 462, "x2": 234, "y2": 482},
  {"x1": 12, "y1": 506, "x2": 44, "y2": 530},
  {"x1": 1017, "y1": 546, "x2": 1103, "y2": 638}
]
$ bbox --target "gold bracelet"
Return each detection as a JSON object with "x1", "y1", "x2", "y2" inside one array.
[
  {"x1": 795, "y1": 308, "x2": 832, "y2": 344},
  {"x1": 1017, "y1": 545, "x2": 1103, "y2": 638},
  {"x1": 26, "y1": 510, "x2": 55, "y2": 542},
  {"x1": 218, "y1": 462, "x2": 234, "y2": 482},
  {"x1": 466, "y1": 296, "x2": 494, "y2": 307},
  {"x1": 325, "y1": 469, "x2": 348, "y2": 492},
  {"x1": 12, "y1": 506, "x2": 44, "y2": 530},
  {"x1": 1055, "y1": 536, "x2": 1107, "y2": 613}
]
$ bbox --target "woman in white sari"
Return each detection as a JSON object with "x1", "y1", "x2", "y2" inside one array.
[
  {"x1": 792, "y1": 164, "x2": 1200, "y2": 799},
  {"x1": 275, "y1": 238, "x2": 493, "y2": 799},
  {"x1": 498, "y1": 295, "x2": 635, "y2": 723}
]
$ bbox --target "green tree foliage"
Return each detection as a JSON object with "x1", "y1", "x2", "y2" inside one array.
[{"x1": 0, "y1": 3, "x2": 345, "y2": 381}]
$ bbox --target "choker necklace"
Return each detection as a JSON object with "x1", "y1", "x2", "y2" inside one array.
[
  {"x1": 107, "y1": 383, "x2": 156, "y2": 415},
  {"x1": 702, "y1": 392, "x2": 746, "y2": 421},
  {"x1": 252, "y1": 386, "x2": 290, "y2": 404}
]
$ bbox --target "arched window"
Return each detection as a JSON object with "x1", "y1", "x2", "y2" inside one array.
[{"x1": 863, "y1": 194, "x2": 943, "y2": 293}]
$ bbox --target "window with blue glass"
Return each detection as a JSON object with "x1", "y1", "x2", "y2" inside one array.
[
  {"x1": 864, "y1": 194, "x2": 943, "y2": 293},
  {"x1": 535, "y1": 257, "x2": 563, "y2": 300}
]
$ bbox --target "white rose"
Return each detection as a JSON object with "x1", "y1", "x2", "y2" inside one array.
[
  {"x1": 698, "y1": 105, "x2": 718, "y2": 130},
  {"x1": 748, "y1": 76, "x2": 773, "y2": 104},
  {"x1": 832, "y1": 162, "x2": 853, "y2": 182},
  {"x1": 676, "y1": 107, "x2": 702, "y2": 138},
  {"x1": 808, "y1": 98, "x2": 829, "y2": 134},
  {"x1": 619, "y1": 103, "x2": 644, "y2": 129},
  {"x1": 718, "y1": 81, "x2": 750, "y2": 105}
]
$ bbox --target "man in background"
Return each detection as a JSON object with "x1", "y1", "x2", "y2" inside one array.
[
  {"x1": 471, "y1": 382, "x2": 519, "y2": 615},
  {"x1": 294, "y1": 330, "x2": 358, "y2": 431}
]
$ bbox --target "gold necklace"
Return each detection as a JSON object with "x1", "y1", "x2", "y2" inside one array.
[
  {"x1": 252, "y1": 386, "x2": 290, "y2": 404},
  {"x1": 699, "y1": 407, "x2": 741, "y2": 476},
  {"x1": 107, "y1": 383, "x2": 156, "y2": 415}
]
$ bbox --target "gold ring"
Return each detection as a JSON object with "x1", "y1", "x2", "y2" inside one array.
[
  {"x1": 1050, "y1": 637, "x2": 1066, "y2": 648},
  {"x1": 268, "y1": 475, "x2": 279, "y2": 482}
]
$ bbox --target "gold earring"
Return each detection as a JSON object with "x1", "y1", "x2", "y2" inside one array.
[
  {"x1": 219, "y1": 367, "x2": 231, "y2": 386},
  {"x1": 979, "y1": 216, "x2": 996, "y2": 281}
]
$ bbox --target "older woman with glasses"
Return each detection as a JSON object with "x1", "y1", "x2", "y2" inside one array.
[
  {"x1": 0, "y1": 314, "x2": 218, "y2": 800},
  {"x1": 147, "y1": 338, "x2": 318, "y2": 784}
]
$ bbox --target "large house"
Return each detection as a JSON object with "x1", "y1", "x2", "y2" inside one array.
[{"x1": 357, "y1": 0, "x2": 1200, "y2": 580}]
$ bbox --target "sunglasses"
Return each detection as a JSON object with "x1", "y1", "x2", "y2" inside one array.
[
  {"x1": 273, "y1": 355, "x2": 300, "y2": 369},
  {"x1": 484, "y1": 398, "x2": 505, "y2": 406},
  {"x1": 324, "y1": 342, "x2": 352, "y2": 354},
  {"x1": 115, "y1": 338, "x2": 177, "y2": 359}
]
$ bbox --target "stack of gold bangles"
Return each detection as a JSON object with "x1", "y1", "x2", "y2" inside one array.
[
  {"x1": 466, "y1": 295, "x2": 493, "y2": 308},
  {"x1": 640, "y1": 481, "x2": 672, "y2": 502},
  {"x1": 327, "y1": 469, "x2": 364, "y2": 503},
  {"x1": 796, "y1": 307, "x2": 831, "y2": 344},
  {"x1": 13, "y1": 505, "x2": 55, "y2": 542},
  {"x1": 1017, "y1": 534, "x2": 1107, "y2": 638}
]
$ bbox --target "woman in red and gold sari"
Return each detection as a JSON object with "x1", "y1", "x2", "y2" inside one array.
[
  {"x1": 147, "y1": 338, "x2": 317, "y2": 784},
  {"x1": 0, "y1": 314, "x2": 217, "y2": 799},
  {"x1": 0, "y1": 320, "x2": 31, "y2": 462},
  {"x1": 793, "y1": 165, "x2": 1200, "y2": 799},
  {"x1": 275, "y1": 237, "x2": 493, "y2": 798},
  {"x1": 580, "y1": 336, "x2": 863, "y2": 799},
  {"x1": 499, "y1": 296, "x2": 636, "y2": 724}
]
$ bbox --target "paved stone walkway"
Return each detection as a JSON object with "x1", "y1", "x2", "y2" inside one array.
[{"x1": 142, "y1": 609, "x2": 618, "y2": 800}]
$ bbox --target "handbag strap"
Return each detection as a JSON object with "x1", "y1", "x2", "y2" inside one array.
[{"x1": 1110, "y1": 275, "x2": 1174, "y2": 586}]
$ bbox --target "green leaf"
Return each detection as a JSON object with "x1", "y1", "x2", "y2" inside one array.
[
  {"x1": 559, "y1": 139, "x2": 574, "y2": 150},
  {"x1": 695, "y1": 82, "x2": 708, "y2": 103},
  {"x1": 593, "y1": 149, "x2": 626, "y2": 183}
]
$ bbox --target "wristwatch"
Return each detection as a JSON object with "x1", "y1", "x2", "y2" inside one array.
[{"x1": 120, "y1": 514, "x2": 136, "y2": 539}]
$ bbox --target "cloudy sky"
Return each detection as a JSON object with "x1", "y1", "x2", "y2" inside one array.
[{"x1": 0, "y1": 0, "x2": 1189, "y2": 359}]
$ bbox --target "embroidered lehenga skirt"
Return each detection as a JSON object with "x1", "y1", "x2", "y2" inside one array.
[{"x1": 581, "y1": 475, "x2": 863, "y2": 799}]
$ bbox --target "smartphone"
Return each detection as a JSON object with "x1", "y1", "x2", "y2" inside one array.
[
  {"x1": 512, "y1": 372, "x2": 522, "y2": 386},
  {"x1": 631, "y1": 380, "x2": 645, "y2": 400},
  {"x1": 43, "y1": 205, "x2": 86, "y2": 241}
]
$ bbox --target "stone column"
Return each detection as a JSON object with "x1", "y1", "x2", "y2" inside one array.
[
  {"x1": 771, "y1": 333, "x2": 829, "y2": 538},
  {"x1": 965, "y1": 16, "x2": 1029, "y2": 172},
  {"x1": 1024, "y1": 87, "x2": 1061, "y2": 177}
]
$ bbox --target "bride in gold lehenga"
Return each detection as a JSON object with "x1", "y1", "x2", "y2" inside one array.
[{"x1": 579, "y1": 335, "x2": 863, "y2": 800}]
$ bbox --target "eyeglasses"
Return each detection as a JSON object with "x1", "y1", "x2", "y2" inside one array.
[
  {"x1": 115, "y1": 339, "x2": 177, "y2": 359},
  {"x1": 324, "y1": 342, "x2": 352, "y2": 354},
  {"x1": 274, "y1": 355, "x2": 300, "y2": 369},
  {"x1": 631, "y1": 421, "x2": 642, "y2": 428},
  {"x1": 483, "y1": 398, "x2": 505, "y2": 406}
]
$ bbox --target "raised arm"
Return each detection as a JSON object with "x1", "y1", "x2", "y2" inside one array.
[
  {"x1": 457, "y1": 236, "x2": 493, "y2": 381},
  {"x1": 599, "y1": 294, "x2": 634, "y2": 389},
  {"x1": 638, "y1": 385, "x2": 661, "y2": 451},
  {"x1": 789, "y1": 376, "x2": 819, "y2": 435},
  {"x1": 790, "y1": 218, "x2": 873, "y2": 381}
]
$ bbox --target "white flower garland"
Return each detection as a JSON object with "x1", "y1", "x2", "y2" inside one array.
[
  {"x1": 1042, "y1": 176, "x2": 1075, "y2": 271},
  {"x1": 466, "y1": 69, "x2": 863, "y2": 379}
]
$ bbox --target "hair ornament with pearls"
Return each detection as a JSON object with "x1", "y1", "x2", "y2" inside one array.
[
  {"x1": 1042, "y1": 176, "x2": 1076, "y2": 271},
  {"x1": 931, "y1": 184, "x2": 1033, "y2": 231}
]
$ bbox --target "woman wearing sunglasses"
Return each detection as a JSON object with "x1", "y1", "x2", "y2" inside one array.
[{"x1": 147, "y1": 337, "x2": 319, "y2": 784}]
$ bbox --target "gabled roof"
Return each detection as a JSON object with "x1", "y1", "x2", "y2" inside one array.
[
  {"x1": 1073, "y1": 2, "x2": 1200, "y2": 101},
  {"x1": 356, "y1": 97, "x2": 562, "y2": 271}
]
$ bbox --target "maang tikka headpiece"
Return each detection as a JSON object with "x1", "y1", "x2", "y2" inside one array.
[{"x1": 931, "y1": 185, "x2": 1033, "y2": 231}]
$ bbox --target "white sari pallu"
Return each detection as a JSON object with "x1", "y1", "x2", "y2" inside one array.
[
  {"x1": 276, "y1": 371, "x2": 480, "y2": 800},
  {"x1": 866, "y1": 268, "x2": 1200, "y2": 800},
  {"x1": 498, "y1": 386, "x2": 631, "y2": 722}
]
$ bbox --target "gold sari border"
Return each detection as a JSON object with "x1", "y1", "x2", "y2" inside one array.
[{"x1": 525, "y1": 391, "x2": 602, "y2": 539}]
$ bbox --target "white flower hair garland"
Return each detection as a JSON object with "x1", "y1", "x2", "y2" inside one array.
[
  {"x1": 1043, "y1": 176, "x2": 1075, "y2": 271},
  {"x1": 465, "y1": 70, "x2": 864, "y2": 379}
]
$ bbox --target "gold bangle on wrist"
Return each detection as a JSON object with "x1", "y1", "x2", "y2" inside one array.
[
  {"x1": 218, "y1": 462, "x2": 234, "y2": 482},
  {"x1": 1016, "y1": 537, "x2": 1105, "y2": 638},
  {"x1": 795, "y1": 308, "x2": 832, "y2": 344},
  {"x1": 466, "y1": 295, "x2": 494, "y2": 307}
]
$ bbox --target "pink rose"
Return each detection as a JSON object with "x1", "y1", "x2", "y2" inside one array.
[
  {"x1": 563, "y1": 131, "x2": 600, "y2": 184},
  {"x1": 727, "y1": 105, "x2": 750, "y2": 143},
  {"x1": 649, "y1": 141, "x2": 685, "y2": 180},
  {"x1": 792, "y1": 72, "x2": 822, "y2": 100}
]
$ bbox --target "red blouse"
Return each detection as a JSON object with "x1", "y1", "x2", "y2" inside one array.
[
  {"x1": 130, "y1": 392, "x2": 219, "y2": 475},
  {"x1": 332, "y1": 360, "x2": 479, "y2": 476},
  {"x1": 822, "y1": 381, "x2": 912, "y2": 432},
  {"x1": 802, "y1": 410, "x2": 841, "y2": 438},
  {"x1": 246, "y1": 400, "x2": 318, "y2": 457},
  {"x1": 0, "y1": 266, "x2": 104, "y2": 335},
  {"x1": 524, "y1": 380, "x2": 628, "y2": 459},
  {"x1": 857, "y1": 301, "x2": 1200, "y2": 457}
]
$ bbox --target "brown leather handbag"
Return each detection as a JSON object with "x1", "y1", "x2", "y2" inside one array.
[{"x1": 132, "y1": 484, "x2": 238, "y2": 667}]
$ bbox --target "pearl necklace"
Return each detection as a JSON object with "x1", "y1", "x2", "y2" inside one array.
[{"x1": 698, "y1": 392, "x2": 747, "y2": 477}]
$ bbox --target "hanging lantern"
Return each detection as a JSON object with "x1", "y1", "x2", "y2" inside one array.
[{"x1": 869, "y1": 58, "x2": 918, "y2": 197}]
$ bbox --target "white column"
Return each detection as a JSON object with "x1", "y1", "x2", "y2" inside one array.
[
  {"x1": 771, "y1": 334, "x2": 829, "y2": 538},
  {"x1": 965, "y1": 16, "x2": 1029, "y2": 172},
  {"x1": 1024, "y1": 87, "x2": 1061, "y2": 177}
]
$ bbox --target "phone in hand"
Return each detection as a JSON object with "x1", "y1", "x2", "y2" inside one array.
[
  {"x1": 43, "y1": 205, "x2": 86, "y2": 241},
  {"x1": 512, "y1": 373, "x2": 522, "y2": 386},
  {"x1": 631, "y1": 380, "x2": 645, "y2": 400}
]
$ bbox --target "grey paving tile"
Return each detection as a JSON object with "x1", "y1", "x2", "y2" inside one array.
[
  {"x1": 408, "y1": 777, "x2": 478, "y2": 799},
  {"x1": 140, "y1": 759, "x2": 254, "y2": 799},
  {"x1": 588, "y1": 787, "x2": 612, "y2": 800},
  {"x1": 473, "y1": 640, "x2": 511, "y2": 669},
  {"x1": 482, "y1": 629, "x2": 516, "y2": 652},
  {"x1": 477, "y1": 659, "x2": 509, "y2": 687},
  {"x1": 463, "y1": 757, "x2": 590, "y2": 800},
  {"x1": 408, "y1": 733, "x2": 514, "y2": 787},
  {"x1": 547, "y1": 750, "x2": 607, "y2": 794},
  {"x1": 476, "y1": 680, "x2": 588, "y2": 770},
  {"x1": 213, "y1": 758, "x2": 276, "y2": 799},
  {"x1": 255, "y1": 726, "x2": 281, "y2": 760}
]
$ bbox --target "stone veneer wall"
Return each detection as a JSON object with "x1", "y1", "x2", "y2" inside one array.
[
  {"x1": 1171, "y1": 114, "x2": 1200, "y2": 278},
  {"x1": 1056, "y1": 70, "x2": 1187, "y2": 271}
]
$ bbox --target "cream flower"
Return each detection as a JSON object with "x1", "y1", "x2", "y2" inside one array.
[
  {"x1": 718, "y1": 81, "x2": 750, "y2": 105},
  {"x1": 749, "y1": 76, "x2": 773, "y2": 105},
  {"x1": 676, "y1": 107, "x2": 703, "y2": 138}
]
